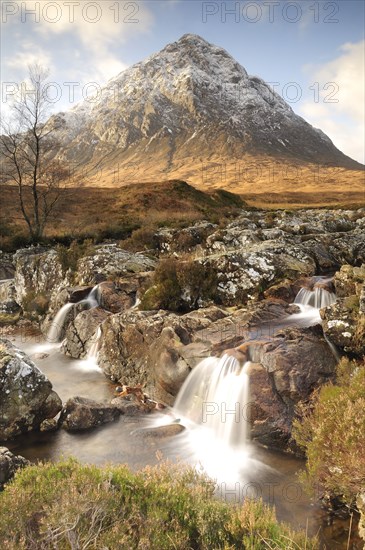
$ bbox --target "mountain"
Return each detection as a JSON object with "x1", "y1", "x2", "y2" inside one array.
[{"x1": 49, "y1": 34, "x2": 363, "y2": 197}]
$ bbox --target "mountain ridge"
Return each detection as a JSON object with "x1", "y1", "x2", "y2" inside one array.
[{"x1": 45, "y1": 34, "x2": 364, "y2": 195}]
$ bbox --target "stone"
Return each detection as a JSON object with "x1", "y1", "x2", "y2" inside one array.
[
  {"x1": 0, "y1": 447, "x2": 29, "y2": 489},
  {"x1": 76, "y1": 245, "x2": 156, "y2": 286},
  {"x1": 60, "y1": 396, "x2": 121, "y2": 431},
  {"x1": 0, "y1": 338, "x2": 62, "y2": 440},
  {"x1": 238, "y1": 325, "x2": 337, "y2": 450},
  {"x1": 62, "y1": 307, "x2": 110, "y2": 359},
  {"x1": 13, "y1": 247, "x2": 64, "y2": 309}
]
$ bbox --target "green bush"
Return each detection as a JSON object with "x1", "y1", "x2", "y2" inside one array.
[
  {"x1": 0, "y1": 459, "x2": 317, "y2": 549},
  {"x1": 140, "y1": 257, "x2": 218, "y2": 312},
  {"x1": 293, "y1": 357, "x2": 365, "y2": 507}
]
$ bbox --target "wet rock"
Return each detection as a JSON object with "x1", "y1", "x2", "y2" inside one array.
[
  {"x1": 131, "y1": 423, "x2": 185, "y2": 439},
  {"x1": 39, "y1": 418, "x2": 59, "y2": 432},
  {"x1": 0, "y1": 447, "x2": 29, "y2": 489},
  {"x1": 62, "y1": 307, "x2": 110, "y2": 359},
  {"x1": 98, "y1": 306, "x2": 228, "y2": 403},
  {"x1": 97, "y1": 275, "x2": 151, "y2": 313},
  {"x1": 0, "y1": 338, "x2": 62, "y2": 440},
  {"x1": 60, "y1": 396, "x2": 121, "y2": 431},
  {"x1": 238, "y1": 326, "x2": 337, "y2": 450}
]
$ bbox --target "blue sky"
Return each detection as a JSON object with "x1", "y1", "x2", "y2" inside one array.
[{"x1": 1, "y1": 0, "x2": 364, "y2": 162}]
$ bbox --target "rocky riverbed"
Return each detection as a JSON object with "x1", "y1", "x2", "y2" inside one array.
[{"x1": 0, "y1": 207, "x2": 364, "y2": 548}]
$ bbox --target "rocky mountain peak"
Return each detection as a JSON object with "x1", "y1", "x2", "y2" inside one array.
[{"x1": 46, "y1": 34, "x2": 362, "y2": 189}]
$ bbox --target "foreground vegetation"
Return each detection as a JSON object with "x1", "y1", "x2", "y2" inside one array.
[
  {"x1": 0, "y1": 459, "x2": 317, "y2": 549},
  {"x1": 293, "y1": 358, "x2": 365, "y2": 509}
]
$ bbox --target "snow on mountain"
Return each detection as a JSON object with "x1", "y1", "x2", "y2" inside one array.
[{"x1": 48, "y1": 34, "x2": 362, "y2": 182}]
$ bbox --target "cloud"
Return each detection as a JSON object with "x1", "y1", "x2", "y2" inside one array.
[
  {"x1": 299, "y1": 40, "x2": 365, "y2": 164},
  {"x1": 7, "y1": 1, "x2": 154, "y2": 84}
]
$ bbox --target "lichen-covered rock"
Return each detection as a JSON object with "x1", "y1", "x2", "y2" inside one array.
[
  {"x1": 13, "y1": 247, "x2": 65, "y2": 308},
  {"x1": 0, "y1": 447, "x2": 29, "y2": 489},
  {"x1": 62, "y1": 307, "x2": 110, "y2": 359},
  {"x1": 0, "y1": 253, "x2": 15, "y2": 280},
  {"x1": 0, "y1": 280, "x2": 21, "y2": 320},
  {"x1": 76, "y1": 244, "x2": 156, "y2": 285},
  {"x1": 0, "y1": 338, "x2": 62, "y2": 440},
  {"x1": 60, "y1": 396, "x2": 121, "y2": 431},
  {"x1": 321, "y1": 296, "x2": 365, "y2": 357},
  {"x1": 320, "y1": 264, "x2": 365, "y2": 357}
]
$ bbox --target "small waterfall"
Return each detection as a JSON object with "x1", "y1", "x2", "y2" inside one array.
[
  {"x1": 46, "y1": 286, "x2": 99, "y2": 344},
  {"x1": 294, "y1": 287, "x2": 336, "y2": 309},
  {"x1": 47, "y1": 302, "x2": 75, "y2": 343},
  {"x1": 173, "y1": 355, "x2": 251, "y2": 448},
  {"x1": 84, "y1": 326, "x2": 102, "y2": 370}
]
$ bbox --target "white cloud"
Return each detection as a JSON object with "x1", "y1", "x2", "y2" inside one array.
[
  {"x1": 7, "y1": 1, "x2": 153, "y2": 84},
  {"x1": 299, "y1": 40, "x2": 365, "y2": 164}
]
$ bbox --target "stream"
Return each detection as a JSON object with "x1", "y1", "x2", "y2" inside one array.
[{"x1": 4, "y1": 280, "x2": 362, "y2": 549}]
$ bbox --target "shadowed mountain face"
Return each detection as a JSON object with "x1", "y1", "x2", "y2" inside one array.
[{"x1": 45, "y1": 34, "x2": 363, "y2": 192}]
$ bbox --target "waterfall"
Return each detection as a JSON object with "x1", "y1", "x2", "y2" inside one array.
[
  {"x1": 173, "y1": 355, "x2": 251, "y2": 448},
  {"x1": 294, "y1": 287, "x2": 336, "y2": 309},
  {"x1": 84, "y1": 326, "x2": 102, "y2": 370},
  {"x1": 46, "y1": 286, "x2": 99, "y2": 344},
  {"x1": 47, "y1": 302, "x2": 75, "y2": 343}
]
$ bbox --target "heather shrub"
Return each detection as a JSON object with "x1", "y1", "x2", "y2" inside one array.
[
  {"x1": 140, "y1": 257, "x2": 218, "y2": 312},
  {"x1": 293, "y1": 357, "x2": 365, "y2": 507},
  {"x1": 0, "y1": 459, "x2": 317, "y2": 549}
]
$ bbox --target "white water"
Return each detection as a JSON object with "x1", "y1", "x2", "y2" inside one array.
[
  {"x1": 46, "y1": 285, "x2": 99, "y2": 344},
  {"x1": 294, "y1": 287, "x2": 336, "y2": 309},
  {"x1": 46, "y1": 302, "x2": 75, "y2": 344},
  {"x1": 82, "y1": 326, "x2": 102, "y2": 372},
  {"x1": 174, "y1": 355, "x2": 250, "y2": 447}
]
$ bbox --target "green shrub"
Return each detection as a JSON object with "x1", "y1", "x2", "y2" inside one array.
[
  {"x1": 293, "y1": 357, "x2": 365, "y2": 507},
  {"x1": 0, "y1": 459, "x2": 317, "y2": 549},
  {"x1": 140, "y1": 257, "x2": 218, "y2": 312}
]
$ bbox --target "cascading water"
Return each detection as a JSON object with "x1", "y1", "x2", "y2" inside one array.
[
  {"x1": 294, "y1": 286, "x2": 336, "y2": 309},
  {"x1": 83, "y1": 326, "x2": 102, "y2": 371},
  {"x1": 173, "y1": 355, "x2": 251, "y2": 447},
  {"x1": 47, "y1": 302, "x2": 75, "y2": 344},
  {"x1": 46, "y1": 285, "x2": 99, "y2": 344}
]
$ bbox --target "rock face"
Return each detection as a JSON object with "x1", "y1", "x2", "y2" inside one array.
[
  {"x1": 0, "y1": 447, "x2": 29, "y2": 489},
  {"x1": 0, "y1": 253, "x2": 15, "y2": 280},
  {"x1": 62, "y1": 307, "x2": 110, "y2": 359},
  {"x1": 76, "y1": 245, "x2": 156, "y2": 285},
  {"x1": 13, "y1": 247, "x2": 64, "y2": 308},
  {"x1": 139, "y1": 209, "x2": 365, "y2": 308},
  {"x1": 0, "y1": 339, "x2": 62, "y2": 440},
  {"x1": 321, "y1": 265, "x2": 365, "y2": 357},
  {"x1": 60, "y1": 396, "x2": 121, "y2": 431},
  {"x1": 98, "y1": 300, "x2": 299, "y2": 407},
  {"x1": 242, "y1": 325, "x2": 338, "y2": 449}
]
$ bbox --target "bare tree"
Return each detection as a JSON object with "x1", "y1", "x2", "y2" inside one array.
[{"x1": 1, "y1": 65, "x2": 69, "y2": 242}]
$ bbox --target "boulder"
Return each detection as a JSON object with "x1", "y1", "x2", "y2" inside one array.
[
  {"x1": 321, "y1": 296, "x2": 365, "y2": 357},
  {"x1": 0, "y1": 338, "x2": 62, "y2": 440},
  {"x1": 76, "y1": 245, "x2": 156, "y2": 285},
  {"x1": 62, "y1": 307, "x2": 110, "y2": 359},
  {"x1": 238, "y1": 325, "x2": 337, "y2": 449},
  {"x1": 0, "y1": 253, "x2": 15, "y2": 280},
  {"x1": 13, "y1": 247, "x2": 64, "y2": 309},
  {"x1": 0, "y1": 447, "x2": 29, "y2": 489},
  {"x1": 60, "y1": 396, "x2": 121, "y2": 431}
]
